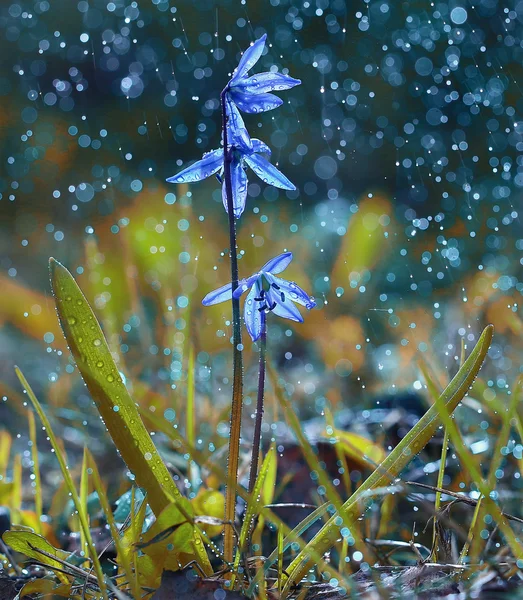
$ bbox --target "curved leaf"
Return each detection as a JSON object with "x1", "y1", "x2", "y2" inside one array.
[{"x1": 48, "y1": 258, "x2": 212, "y2": 575}]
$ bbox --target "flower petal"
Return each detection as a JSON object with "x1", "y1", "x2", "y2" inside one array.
[
  {"x1": 225, "y1": 95, "x2": 252, "y2": 152},
  {"x1": 229, "y1": 90, "x2": 283, "y2": 114},
  {"x1": 222, "y1": 157, "x2": 248, "y2": 218},
  {"x1": 243, "y1": 285, "x2": 263, "y2": 341},
  {"x1": 244, "y1": 153, "x2": 296, "y2": 190},
  {"x1": 260, "y1": 252, "x2": 293, "y2": 275},
  {"x1": 270, "y1": 296, "x2": 303, "y2": 323},
  {"x1": 202, "y1": 282, "x2": 233, "y2": 306},
  {"x1": 236, "y1": 72, "x2": 301, "y2": 94},
  {"x1": 166, "y1": 149, "x2": 223, "y2": 184},
  {"x1": 266, "y1": 274, "x2": 316, "y2": 309},
  {"x1": 233, "y1": 273, "x2": 260, "y2": 299},
  {"x1": 251, "y1": 138, "x2": 271, "y2": 156},
  {"x1": 230, "y1": 34, "x2": 267, "y2": 85}
]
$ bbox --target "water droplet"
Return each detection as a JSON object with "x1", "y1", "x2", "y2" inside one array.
[
  {"x1": 96, "y1": 361, "x2": 104, "y2": 368},
  {"x1": 93, "y1": 338, "x2": 102, "y2": 347},
  {"x1": 106, "y1": 374, "x2": 115, "y2": 382},
  {"x1": 67, "y1": 316, "x2": 77, "y2": 325}
]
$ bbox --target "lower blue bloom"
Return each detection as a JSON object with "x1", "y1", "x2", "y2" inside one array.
[{"x1": 202, "y1": 252, "x2": 316, "y2": 341}]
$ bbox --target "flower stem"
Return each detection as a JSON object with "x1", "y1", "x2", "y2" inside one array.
[
  {"x1": 220, "y1": 88, "x2": 244, "y2": 566},
  {"x1": 248, "y1": 312, "x2": 267, "y2": 494}
]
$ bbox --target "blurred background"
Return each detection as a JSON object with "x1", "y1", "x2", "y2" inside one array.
[{"x1": 0, "y1": 0, "x2": 522, "y2": 450}]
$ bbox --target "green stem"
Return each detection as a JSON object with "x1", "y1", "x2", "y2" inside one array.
[
  {"x1": 220, "y1": 88, "x2": 244, "y2": 567},
  {"x1": 248, "y1": 313, "x2": 267, "y2": 494}
]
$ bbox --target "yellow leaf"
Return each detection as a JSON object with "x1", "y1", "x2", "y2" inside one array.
[
  {"x1": 2, "y1": 531, "x2": 71, "y2": 584},
  {"x1": 191, "y1": 489, "x2": 225, "y2": 538},
  {"x1": 334, "y1": 430, "x2": 386, "y2": 470},
  {"x1": 19, "y1": 579, "x2": 71, "y2": 598}
]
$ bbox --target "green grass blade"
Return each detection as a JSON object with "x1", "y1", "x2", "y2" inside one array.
[
  {"x1": 48, "y1": 258, "x2": 211, "y2": 575},
  {"x1": 280, "y1": 324, "x2": 494, "y2": 597},
  {"x1": 187, "y1": 342, "x2": 195, "y2": 449},
  {"x1": 27, "y1": 411, "x2": 42, "y2": 535},
  {"x1": 427, "y1": 361, "x2": 523, "y2": 562},
  {"x1": 15, "y1": 367, "x2": 108, "y2": 599},
  {"x1": 86, "y1": 448, "x2": 140, "y2": 600}
]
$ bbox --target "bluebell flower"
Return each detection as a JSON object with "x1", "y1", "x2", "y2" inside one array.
[
  {"x1": 202, "y1": 252, "x2": 316, "y2": 341},
  {"x1": 226, "y1": 34, "x2": 301, "y2": 115},
  {"x1": 166, "y1": 138, "x2": 295, "y2": 219}
]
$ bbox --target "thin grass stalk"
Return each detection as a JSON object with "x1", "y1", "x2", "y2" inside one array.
[
  {"x1": 220, "y1": 86, "x2": 244, "y2": 566},
  {"x1": 80, "y1": 447, "x2": 89, "y2": 567},
  {"x1": 27, "y1": 411, "x2": 42, "y2": 535},
  {"x1": 12, "y1": 454, "x2": 22, "y2": 513},
  {"x1": 86, "y1": 450, "x2": 140, "y2": 600},
  {"x1": 460, "y1": 496, "x2": 483, "y2": 564},
  {"x1": 248, "y1": 313, "x2": 267, "y2": 494},
  {"x1": 15, "y1": 367, "x2": 109, "y2": 600}
]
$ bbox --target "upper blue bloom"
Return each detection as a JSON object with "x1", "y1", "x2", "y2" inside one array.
[
  {"x1": 166, "y1": 137, "x2": 295, "y2": 218},
  {"x1": 226, "y1": 34, "x2": 301, "y2": 115},
  {"x1": 202, "y1": 252, "x2": 316, "y2": 341}
]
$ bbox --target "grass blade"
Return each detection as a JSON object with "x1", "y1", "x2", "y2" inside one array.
[
  {"x1": 86, "y1": 448, "x2": 140, "y2": 600},
  {"x1": 280, "y1": 324, "x2": 494, "y2": 597},
  {"x1": 15, "y1": 367, "x2": 108, "y2": 599},
  {"x1": 27, "y1": 412, "x2": 42, "y2": 535},
  {"x1": 48, "y1": 258, "x2": 211, "y2": 575}
]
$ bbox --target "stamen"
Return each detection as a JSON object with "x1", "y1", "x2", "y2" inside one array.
[
  {"x1": 258, "y1": 304, "x2": 268, "y2": 312},
  {"x1": 280, "y1": 292, "x2": 285, "y2": 302},
  {"x1": 271, "y1": 282, "x2": 280, "y2": 290},
  {"x1": 269, "y1": 301, "x2": 277, "y2": 310}
]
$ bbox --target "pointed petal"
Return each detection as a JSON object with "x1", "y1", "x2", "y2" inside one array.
[
  {"x1": 260, "y1": 252, "x2": 293, "y2": 275},
  {"x1": 230, "y1": 34, "x2": 267, "y2": 85},
  {"x1": 225, "y1": 95, "x2": 252, "y2": 152},
  {"x1": 233, "y1": 273, "x2": 260, "y2": 299},
  {"x1": 243, "y1": 285, "x2": 263, "y2": 341},
  {"x1": 266, "y1": 274, "x2": 316, "y2": 309},
  {"x1": 166, "y1": 149, "x2": 223, "y2": 184},
  {"x1": 244, "y1": 153, "x2": 296, "y2": 190},
  {"x1": 229, "y1": 90, "x2": 283, "y2": 114},
  {"x1": 251, "y1": 138, "x2": 271, "y2": 156},
  {"x1": 236, "y1": 72, "x2": 301, "y2": 94},
  {"x1": 270, "y1": 296, "x2": 303, "y2": 323},
  {"x1": 222, "y1": 157, "x2": 248, "y2": 219},
  {"x1": 202, "y1": 282, "x2": 232, "y2": 306}
]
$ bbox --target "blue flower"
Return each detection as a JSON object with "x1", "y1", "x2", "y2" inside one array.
[
  {"x1": 202, "y1": 252, "x2": 316, "y2": 341},
  {"x1": 226, "y1": 34, "x2": 301, "y2": 115},
  {"x1": 166, "y1": 138, "x2": 295, "y2": 219}
]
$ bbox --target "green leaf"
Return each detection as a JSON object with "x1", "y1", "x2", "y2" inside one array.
[
  {"x1": 49, "y1": 258, "x2": 212, "y2": 576},
  {"x1": 3, "y1": 530, "x2": 70, "y2": 576},
  {"x1": 279, "y1": 324, "x2": 494, "y2": 597}
]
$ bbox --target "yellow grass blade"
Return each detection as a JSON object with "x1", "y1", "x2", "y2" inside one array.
[
  {"x1": 15, "y1": 367, "x2": 108, "y2": 599},
  {"x1": 27, "y1": 411, "x2": 42, "y2": 535}
]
